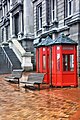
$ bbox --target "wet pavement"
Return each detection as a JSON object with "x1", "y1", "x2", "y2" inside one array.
[{"x1": 0, "y1": 72, "x2": 80, "y2": 120}]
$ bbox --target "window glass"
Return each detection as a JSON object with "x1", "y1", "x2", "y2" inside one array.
[
  {"x1": 51, "y1": 0, "x2": 57, "y2": 21},
  {"x1": 66, "y1": 0, "x2": 73, "y2": 17},
  {"x1": 43, "y1": 55, "x2": 46, "y2": 70},
  {"x1": 15, "y1": 13, "x2": 19, "y2": 37},
  {"x1": 36, "y1": 3, "x2": 42, "y2": 30},
  {"x1": 38, "y1": 50, "x2": 40, "y2": 72},
  {"x1": 63, "y1": 54, "x2": 74, "y2": 71},
  {"x1": 63, "y1": 55, "x2": 69, "y2": 71},
  {"x1": 65, "y1": 0, "x2": 73, "y2": 17},
  {"x1": 70, "y1": 55, "x2": 74, "y2": 71},
  {"x1": 57, "y1": 54, "x2": 60, "y2": 71}
]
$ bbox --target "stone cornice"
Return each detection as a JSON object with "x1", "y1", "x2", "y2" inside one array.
[
  {"x1": 65, "y1": 12, "x2": 80, "y2": 26},
  {"x1": 32, "y1": 0, "x2": 38, "y2": 3},
  {"x1": 10, "y1": 2, "x2": 23, "y2": 13},
  {"x1": 2, "y1": 0, "x2": 7, "y2": 6},
  {"x1": 0, "y1": 3, "x2": 2, "y2": 10}
]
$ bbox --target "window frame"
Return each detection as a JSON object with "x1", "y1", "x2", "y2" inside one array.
[
  {"x1": 65, "y1": 0, "x2": 73, "y2": 17},
  {"x1": 36, "y1": 3, "x2": 42, "y2": 30},
  {"x1": 63, "y1": 54, "x2": 74, "y2": 72},
  {"x1": 51, "y1": 0, "x2": 57, "y2": 22}
]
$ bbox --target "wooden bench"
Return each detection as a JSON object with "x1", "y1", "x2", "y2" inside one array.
[
  {"x1": 20, "y1": 73, "x2": 45, "y2": 90},
  {"x1": 5, "y1": 69, "x2": 23, "y2": 84}
]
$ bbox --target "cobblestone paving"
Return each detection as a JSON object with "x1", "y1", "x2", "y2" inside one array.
[{"x1": 0, "y1": 74, "x2": 80, "y2": 120}]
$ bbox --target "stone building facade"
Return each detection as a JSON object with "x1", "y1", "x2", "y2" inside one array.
[
  {"x1": 0, "y1": 0, "x2": 34, "y2": 71},
  {"x1": 33, "y1": 0, "x2": 80, "y2": 75}
]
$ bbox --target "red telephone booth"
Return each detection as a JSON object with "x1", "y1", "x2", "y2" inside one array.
[
  {"x1": 36, "y1": 36, "x2": 53, "y2": 84},
  {"x1": 48, "y1": 33, "x2": 78, "y2": 87}
]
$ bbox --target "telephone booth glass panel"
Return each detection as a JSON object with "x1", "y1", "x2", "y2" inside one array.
[
  {"x1": 43, "y1": 55, "x2": 46, "y2": 70},
  {"x1": 57, "y1": 54, "x2": 60, "y2": 71},
  {"x1": 63, "y1": 54, "x2": 74, "y2": 71},
  {"x1": 38, "y1": 49, "x2": 40, "y2": 72}
]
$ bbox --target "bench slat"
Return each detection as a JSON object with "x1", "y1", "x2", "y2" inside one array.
[
  {"x1": 20, "y1": 73, "x2": 45, "y2": 90},
  {"x1": 5, "y1": 69, "x2": 23, "y2": 84}
]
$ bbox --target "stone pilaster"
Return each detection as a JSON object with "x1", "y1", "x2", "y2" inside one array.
[
  {"x1": 23, "y1": 0, "x2": 33, "y2": 36},
  {"x1": 23, "y1": 0, "x2": 30, "y2": 36},
  {"x1": 22, "y1": 0, "x2": 34, "y2": 51},
  {"x1": 10, "y1": 13, "x2": 13, "y2": 38},
  {"x1": 7, "y1": 0, "x2": 10, "y2": 11},
  {"x1": 10, "y1": 0, "x2": 13, "y2": 9},
  {"x1": 12, "y1": 16, "x2": 16, "y2": 37},
  {"x1": 5, "y1": 4, "x2": 7, "y2": 15},
  {"x1": 10, "y1": 0, "x2": 13, "y2": 38},
  {"x1": 4, "y1": 27, "x2": 6, "y2": 42},
  {"x1": 2, "y1": 5, "x2": 4, "y2": 16},
  {"x1": 18, "y1": 10, "x2": 23, "y2": 40},
  {"x1": 55, "y1": 0, "x2": 57, "y2": 20}
]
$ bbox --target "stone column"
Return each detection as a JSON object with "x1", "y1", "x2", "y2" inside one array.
[
  {"x1": 10, "y1": 0, "x2": 13, "y2": 38},
  {"x1": 55, "y1": 0, "x2": 57, "y2": 20},
  {"x1": 12, "y1": 16, "x2": 16, "y2": 37},
  {"x1": 5, "y1": 4, "x2": 8, "y2": 15},
  {"x1": 10, "y1": 13, "x2": 13, "y2": 38},
  {"x1": 4, "y1": 27, "x2": 6, "y2": 42},
  {"x1": 10, "y1": 0, "x2": 13, "y2": 9},
  {"x1": 18, "y1": 10, "x2": 23, "y2": 40},
  {"x1": 22, "y1": 0, "x2": 33, "y2": 71},
  {"x1": 23, "y1": 0, "x2": 30, "y2": 36},
  {"x1": 22, "y1": 0, "x2": 33, "y2": 49},
  {"x1": 2, "y1": 5, "x2": 5, "y2": 16},
  {"x1": 7, "y1": 0, "x2": 10, "y2": 11},
  {"x1": 10, "y1": 0, "x2": 15, "y2": 38}
]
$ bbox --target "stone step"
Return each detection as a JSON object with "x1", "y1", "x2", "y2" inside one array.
[{"x1": 3, "y1": 47, "x2": 21, "y2": 69}]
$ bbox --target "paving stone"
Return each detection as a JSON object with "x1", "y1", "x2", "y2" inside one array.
[{"x1": 0, "y1": 73, "x2": 80, "y2": 120}]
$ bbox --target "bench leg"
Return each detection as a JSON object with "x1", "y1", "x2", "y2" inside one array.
[
  {"x1": 18, "y1": 78, "x2": 19, "y2": 84},
  {"x1": 38, "y1": 84, "x2": 40, "y2": 90}
]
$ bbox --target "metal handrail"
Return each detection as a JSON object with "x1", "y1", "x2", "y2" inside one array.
[{"x1": 1, "y1": 47, "x2": 13, "y2": 70}]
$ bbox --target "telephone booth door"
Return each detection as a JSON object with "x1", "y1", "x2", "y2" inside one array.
[
  {"x1": 36, "y1": 47, "x2": 50, "y2": 84},
  {"x1": 42, "y1": 47, "x2": 50, "y2": 83},
  {"x1": 61, "y1": 45, "x2": 77, "y2": 87}
]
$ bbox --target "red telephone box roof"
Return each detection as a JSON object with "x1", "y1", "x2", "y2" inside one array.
[
  {"x1": 36, "y1": 36, "x2": 54, "y2": 48},
  {"x1": 47, "y1": 33, "x2": 78, "y2": 46}
]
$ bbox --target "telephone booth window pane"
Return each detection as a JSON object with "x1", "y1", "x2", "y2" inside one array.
[
  {"x1": 70, "y1": 55, "x2": 74, "y2": 71},
  {"x1": 43, "y1": 55, "x2": 46, "y2": 70},
  {"x1": 38, "y1": 52, "x2": 40, "y2": 71},
  {"x1": 63, "y1": 55, "x2": 69, "y2": 71},
  {"x1": 63, "y1": 54, "x2": 74, "y2": 71},
  {"x1": 57, "y1": 54, "x2": 60, "y2": 71}
]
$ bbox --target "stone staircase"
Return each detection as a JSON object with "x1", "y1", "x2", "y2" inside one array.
[
  {"x1": 0, "y1": 46, "x2": 22, "y2": 74},
  {"x1": 0, "y1": 47, "x2": 11, "y2": 74},
  {"x1": 3, "y1": 46, "x2": 21, "y2": 69}
]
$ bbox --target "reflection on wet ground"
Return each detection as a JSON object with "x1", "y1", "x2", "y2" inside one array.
[{"x1": 0, "y1": 72, "x2": 80, "y2": 120}]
